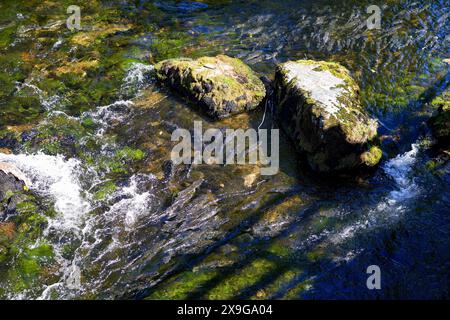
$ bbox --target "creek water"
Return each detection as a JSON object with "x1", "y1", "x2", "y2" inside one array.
[{"x1": 0, "y1": 0, "x2": 449, "y2": 299}]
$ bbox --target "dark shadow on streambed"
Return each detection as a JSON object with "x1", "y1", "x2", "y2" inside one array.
[
  {"x1": 151, "y1": 194, "x2": 449, "y2": 300},
  {"x1": 126, "y1": 188, "x2": 309, "y2": 299},
  {"x1": 1, "y1": 0, "x2": 449, "y2": 300},
  {"x1": 126, "y1": 142, "x2": 450, "y2": 299}
]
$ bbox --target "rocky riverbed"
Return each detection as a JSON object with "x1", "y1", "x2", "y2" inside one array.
[{"x1": 0, "y1": 0, "x2": 449, "y2": 300}]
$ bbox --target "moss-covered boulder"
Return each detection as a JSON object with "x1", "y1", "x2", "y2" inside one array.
[
  {"x1": 274, "y1": 60, "x2": 380, "y2": 172},
  {"x1": 155, "y1": 55, "x2": 266, "y2": 119},
  {"x1": 429, "y1": 91, "x2": 450, "y2": 147}
]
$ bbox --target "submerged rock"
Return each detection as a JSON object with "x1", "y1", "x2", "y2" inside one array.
[
  {"x1": 274, "y1": 60, "x2": 380, "y2": 172},
  {"x1": 155, "y1": 55, "x2": 266, "y2": 119},
  {"x1": 429, "y1": 91, "x2": 450, "y2": 148}
]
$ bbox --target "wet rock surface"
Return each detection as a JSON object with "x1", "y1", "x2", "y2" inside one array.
[
  {"x1": 0, "y1": 0, "x2": 449, "y2": 300},
  {"x1": 0, "y1": 163, "x2": 27, "y2": 220},
  {"x1": 274, "y1": 60, "x2": 380, "y2": 172},
  {"x1": 155, "y1": 55, "x2": 266, "y2": 119}
]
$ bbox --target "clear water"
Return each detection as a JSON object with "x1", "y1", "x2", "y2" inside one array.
[{"x1": 0, "y1": 0, "x2": 448, "y2": 299}]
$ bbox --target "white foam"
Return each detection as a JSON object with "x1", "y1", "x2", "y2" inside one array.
[
  {"x1": 121, "y1": 62, "x2": 154, "y2": 96},
  {"x1": 14, "y1": 82, "x2": 61, "y2": 110},
  {"x1": 0, "y1": 153, "x2": 90, "y2": 231},
  {"x1": 52, "y1": 38, "x2": 63, "y2": 50},
  {"x1": 383, "y1": 143, "x2": 419, "y2": 203},
  {"x1": 0, "y1": 153, "x2": 93, "y2": 299},
  {"x1": 83, "y1": 100, "x2": 134, "y2": 137},
  {"x1": 37, "y1": 174, "x2": 158, "y2": 299},
  {"x1": 325, "y1": 144, "x2": 420, "y2": 248},
  {"x1": 105, "y1": 174, "x2": 155, "y2": 229}
]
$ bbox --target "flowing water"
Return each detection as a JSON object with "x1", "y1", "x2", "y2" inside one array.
[{"x1": 0, "y1": 0, "x2": 449, "y2": 299}]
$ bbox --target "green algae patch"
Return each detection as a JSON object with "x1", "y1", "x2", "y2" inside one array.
[
  {"x1": 147, "y1": 269, "x2": 219, "y2": 300},
  {"x1": 93, "y1": 181, "x2": 117, "y2": 201},
  {"x1": 206, "y1": 258, "x2": 277, "y2": 299},
  {"x1": 0, "y1": 24, "x2": 16, "y2": 48},
  {"x1": 250, "y1": 269, "x2": 300, "y2": 300},
  {"x1": 306, "y1": 245, "x2": 327, "y2": 262},
  {"x1": 361, "y1": 146, "x2": 383, "y2": 167},
  {"x1": 274, "y1": 59, "x2": 381, "y2": 172},
  {"x1": 431, "y1": 94, "x2": 450, "y2": 109},
  {"x1": 267, "y1": 242, "x2": 291, "y2": 258},
  {"x1": 117, "y1": 147, "x2": 145, "y2": 161},
  {"x1": 86, "y1": 146, "x2": 147, "y2": 177},
  {"x1": 0, "y1": 188, "x2": 58, "y2": 297},
  {"x1": 282, "y1": 278, "x2": 314, "y2": 299},
  {"x1": 1, "y1": 240, "x2": 56, "y2": 295},
  {"x1": 150, "y1": 33, "x2": 192, "y2": 61},
  {"x1": 110, "y1": 147, "x2": 145, "y2": 173},
  {"x1": 22, "y1": 113, "x2": 91, "y2": 157}
]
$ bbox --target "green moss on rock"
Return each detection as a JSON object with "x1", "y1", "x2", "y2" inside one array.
[
  {"x1": 155, "y1": 55, "x2": 266, "y2": 119},
  {"x1": 93, "y1": 181, "x2": 117, "y2": 201},
  {"x1": 361, "y1": 146, "x2": 383, "y2": 167},
  {"x1": 147, "y1": 270, "x2": 219, "y2": 300},
  {"x1": 0, "y1": 186, "x2": 58, "y2": 297},
  {"x1": 274, "y1": 59, "x2": 381, "y2": 172}
]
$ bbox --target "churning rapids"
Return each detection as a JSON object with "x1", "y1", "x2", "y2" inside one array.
[{"x1": 0, "y1": 0, "x2": 448, "y2": 299}]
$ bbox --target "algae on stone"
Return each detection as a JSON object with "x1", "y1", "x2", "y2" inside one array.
[
  {"x1": 155, "y1": 55, "x2": 266, "y2": 119},
  {"x1": 274, "y1": 60, "x2": 380, "y2": 172}
]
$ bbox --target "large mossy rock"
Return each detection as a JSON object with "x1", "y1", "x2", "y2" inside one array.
[
  {"x1": 274, "y1": 60, "x2": 380, "y2": 172},
  {"x1": 155, "y1": 55, "x2": 266, "y2": 119},
  {"x1": 429, "y1": 91, "x2": 450, "y2": 148}
]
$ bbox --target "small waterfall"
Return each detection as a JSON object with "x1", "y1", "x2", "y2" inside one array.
[
  {"x1": 105, "y1": 174, "x2": 156, "y2": 228},
  {"x1": 0, "y1": 153, "x2": 90, "y2": 231},
  {"x1": 82, "y1": 100, "x2": 134, "y2": 138},
  {"x1": 120, "y1": 62, "x2": 155, "y2": 97},
  {"x1": 383, "y1": 144, "x2": 419, "y2": 204},
  {"x1": 0, "y1": 153, "x2": 91, "y2": 299},
  {"x1": 306, "y1": 143, "x2": 421, "y2": 251},
  {"x1": 14, "y1": 82, "x2": 61, "y2": 111}
]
